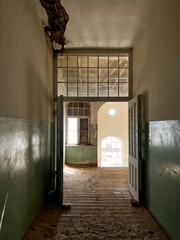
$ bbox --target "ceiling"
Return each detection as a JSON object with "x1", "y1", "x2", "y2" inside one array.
[{"x1": 34, "y1": 0, "x2": 159, "y2": 49}]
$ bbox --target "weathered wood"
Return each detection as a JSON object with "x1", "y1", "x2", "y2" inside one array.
[{"x1": 39, "y1": 0, "x2": 69, "y2": 50}]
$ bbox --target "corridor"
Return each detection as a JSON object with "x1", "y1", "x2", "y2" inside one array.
[{"x1": 23, "y1": 165, "x2": 168, "y2": 240}]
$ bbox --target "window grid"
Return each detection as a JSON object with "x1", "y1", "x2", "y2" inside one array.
[
  {"x1": 67, "y1": 102, "x2": 90, "y2": 117},
  {"x1": 57, "y1": 52, "x2": 130, "y2": 97}
]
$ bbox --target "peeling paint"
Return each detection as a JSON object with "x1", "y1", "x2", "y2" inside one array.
[{"x1": 91, "y1": 124, "x2": 97, "y2": 146}]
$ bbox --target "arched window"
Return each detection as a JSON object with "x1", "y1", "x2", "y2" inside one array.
[
  {"x1": 101, "y1": 137, "x2": 123, "y2": 167},
  {"x1": 67, "y1": 102, "x2": 90, "y2": 145}
]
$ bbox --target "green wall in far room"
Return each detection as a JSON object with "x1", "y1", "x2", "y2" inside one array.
[
  {"x1": 143, "y1": 120, "x2": 180, "y2": 239},
  {"x1": 65, "y1": 145, "x2": 97, "y2": 163},
  {"x1": 0, "y1": 117, "x2": 53, "y2": 240}
]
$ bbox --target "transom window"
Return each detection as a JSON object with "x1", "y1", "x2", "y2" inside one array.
[
  {"x1": 57, "y1": 51, "x2": 130, "y2": 98},
  {"x1": 67, "y1": 102, "x2": 90, "y2": 145}
]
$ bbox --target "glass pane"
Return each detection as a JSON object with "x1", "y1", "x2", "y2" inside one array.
[
  {"x1": 99, "y1": 68, "x2": 108, "y2": 79},
  {"x1": 85, "y1": 103, "x2": 89, "y2": 107},
  {"x1": 119, "y1": 83, "x2": 128, "y2": 96},
  {"x1": 58, "y1": 68, "x2": 67, "y2": 82},
  {"x1": 78, "y1": 55, "x2": 87, "y2": 67},
  {"x1": 85, "y1": 109, "x2": 90, "y2": 116},
  {"x1": 109, "y1": 55, "x2": 118, "y2": 67},
  {"x1": 68, "y1": 83, "x2": 77, "y2": 96},
  {"x1": 89, "y1": 55, "x2": 97, "y2": 67},
  {"x1": 68, "y1": 68, "x2": 77, "y2": 80},
  {"x1": 68, "y1": 131, "x2": 78, "y2": 144},
  {"x1": 107, "y1": 137, "x2": 111, "y2": 143},
  {"x1": 68, "y1": 109, "x2": 72, "y2": 116},
  {"x1": 109, "y1": 68, "x2": 118, "y2": 82},
  {"x1": 99, "y1": 83, "x2": 108, "y2": 97},
  {"x1": 73, "y1": 102, "x2": 78, "y2": 107},
  {"x1": 58, "y1": 55, "x2": 67, "y2": 67},
  {"x1": 68, "y1": 78, "x2": 77, "y2": 83},
  {"x1": 68, "y1": 55, "x2": 77, "y2": 67},
  {"x1": 99, "y1": 55, "x2": 108, "y2": 67},
  {"x1": 119, "y1": 69, "x2": 129, "y2": 82},
  {"x1": 68, "y1": 118, "x2": 78, "y2": 131},
  {"x1": 109, "y1": 68, "x2": 118, "y2": 78},
  {"x1": 79, "y1": 109, "x2": 84, "y2": 116},
  {"x1": 89, "y1": 83, "x2": 98, "y2": 96},
  {"x1": 110, "y1": 78, "x2": 118, "y2": 83},
  {"x1": 109, "y1": 82, "x2": 118, "y2": 97},
  {"x1": 79, "y1": 102, "x2": 84, "y2": 107},
  {"x1": 57, "y1": 83, "x2": 67, "y2": 96},
  {"x1": 78, "y1": 83, "x2": 87, "y2": 97},
  {"x1": 112, "y1": 143, "x2": 116, "y2": 148},
  {"x1": 68, "y1": 103, "x2": 73, "y2": 107},
  {"x1": 78, "y1": 68, "x2": 87, "y2": 80},
  {"x1": 79, "y1": 78, "x2": 87, "y2": 83},
  {"x1": 99, "y1": 78, "x2": 108, "y2": 83},
  {"x1": 119, "y1": 54, "x2": 129, "y2": 67},
  {"x1": 73, "y1": 108, "x2": 78, "y2": 116},
  {"x1": 89, "y1": 68, "x2": 98, "y2": 80}
]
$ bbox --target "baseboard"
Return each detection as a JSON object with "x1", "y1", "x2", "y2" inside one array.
[{"x1": 147, "y1": 207, "x2": 172, "y2": 240}]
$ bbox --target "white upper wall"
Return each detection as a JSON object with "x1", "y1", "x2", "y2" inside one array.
[
  {"x1": 98, "y1": 102, "x2": 128, "y2": 167},
  {"x1": 133, "y1": 0, "x2": 180, "y2": 121},
  {"x1": 0, "y1": 0, "x2": 53, "y2": 122}
]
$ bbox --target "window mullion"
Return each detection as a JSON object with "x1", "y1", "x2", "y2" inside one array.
[
  {"x1": 108, "y1": 53, "x2": 109, "y2": 97},
  {"x1": 77, "y1": 53, "x2": 79, "y2": 97},
  {"x1": 67, "y1": 52, "x2": 69, "y2": 97}
]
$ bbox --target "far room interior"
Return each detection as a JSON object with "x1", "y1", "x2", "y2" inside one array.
[{"x1": 64, "y1": 101, "x2": 128, "y2": 168}]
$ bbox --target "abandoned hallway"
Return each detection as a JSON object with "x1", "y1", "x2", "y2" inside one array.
[
  {"x1": 1, "y1": 0, "x2": 180, "y2": 239},
  {"x1": 23, "y1": 165, "x2": 168, "y2": 240}
]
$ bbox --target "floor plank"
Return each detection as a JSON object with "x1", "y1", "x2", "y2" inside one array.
[{"x1": 23, "y1": 164, "x2": 168, "y2": 240}]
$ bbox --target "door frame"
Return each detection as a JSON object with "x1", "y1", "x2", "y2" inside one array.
[{"x1": 55, "y1": 96, "x2": 137, "y2": 206}]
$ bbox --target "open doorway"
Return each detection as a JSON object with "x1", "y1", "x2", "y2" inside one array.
[{"x1": 98, "y1": 102, "x2": 128, "y2": 167}]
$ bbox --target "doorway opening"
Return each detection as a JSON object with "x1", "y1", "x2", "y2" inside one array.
[{"x1": 98, "y1": 102, "x2": 128, "y2": 167}]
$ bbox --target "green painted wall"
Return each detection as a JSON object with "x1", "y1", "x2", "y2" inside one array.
[
  {"x1": 143, "y1": 120, "x2": 180, "y2": 239},
  {"x1": 65, "y1": 146, "x2": 97, "y2": 163},
  {"x1": 133, "y1": 1, "x2": 180, "y2": 238},
  {"x1": 0, "y1": 117, "x2": 53, "y2": 240},
  {"x1": 0, "y1": 0, "x2": 54, "y2": 239}
]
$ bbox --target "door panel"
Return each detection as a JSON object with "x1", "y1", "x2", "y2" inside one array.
[
  {"x1": 128, "y1": 95, "x2": 141, "y2": 202},
  {"x1": 80, "y1": 118, "x2": 88, "y2": 144}
]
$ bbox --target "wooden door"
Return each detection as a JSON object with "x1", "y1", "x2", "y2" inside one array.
[{"x1": 128, "y1": 95, "x2": 141, "y2": 202}]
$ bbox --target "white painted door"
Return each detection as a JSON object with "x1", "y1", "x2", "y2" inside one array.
[{"x1": 128, "y1": 96, "x2": 141, "y2": 202}]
